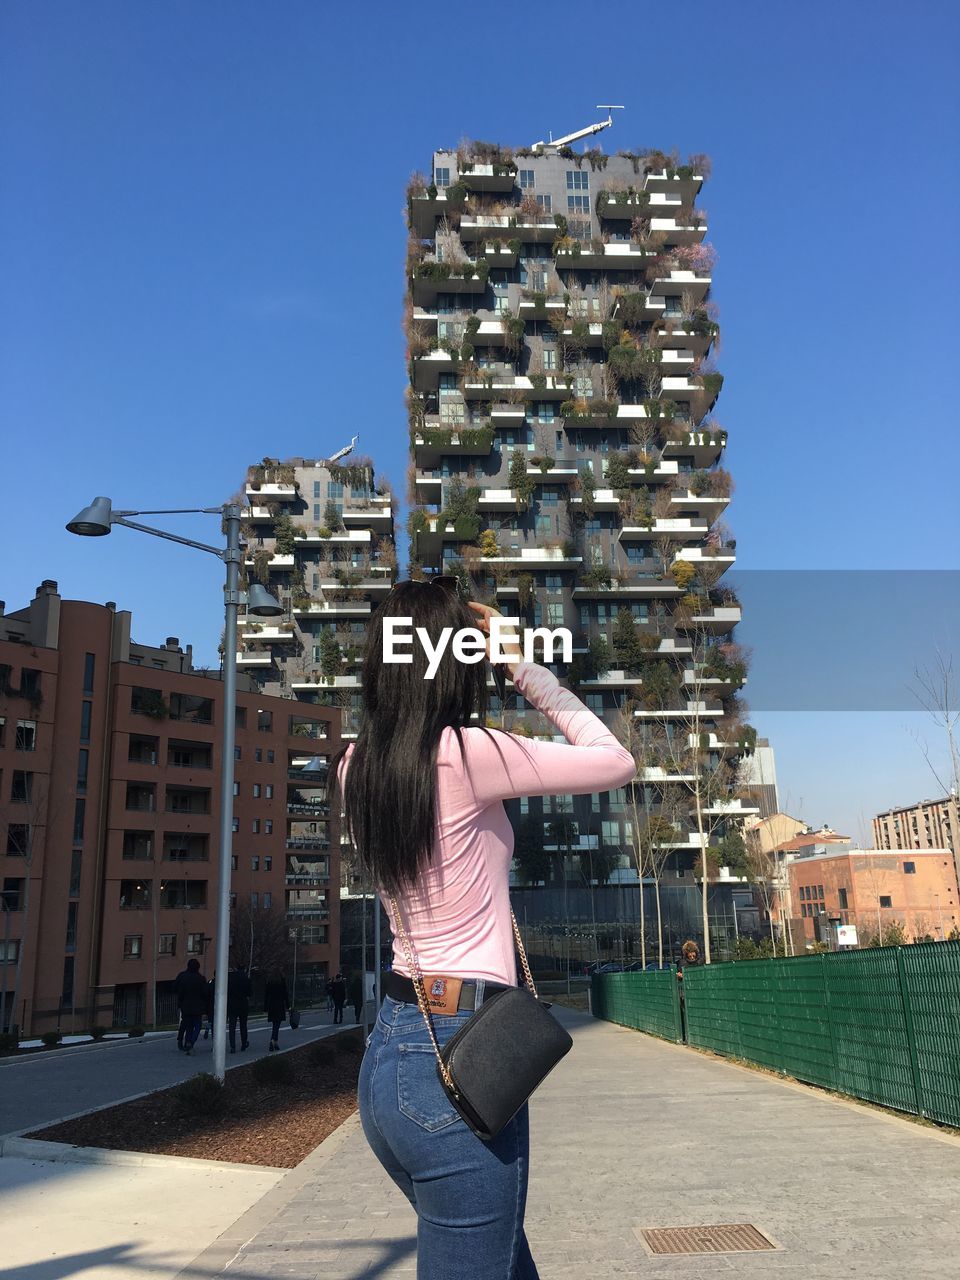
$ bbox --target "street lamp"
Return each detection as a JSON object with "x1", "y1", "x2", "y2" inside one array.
[{"x1": 67, "y1": 497, "x2": 282, "y2": 1081}]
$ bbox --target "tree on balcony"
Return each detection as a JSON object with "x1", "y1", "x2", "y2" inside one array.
[
  {"x1": 319, "y1": 630, "x2": 342, "y2": 684},
  {"x1": 512, "y1": 816, "x2": 551, "y2": 887}
]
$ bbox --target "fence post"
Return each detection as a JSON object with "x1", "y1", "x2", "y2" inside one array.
[
  {"x1": 894, "y1": 946, "x2": 923, "y2": 1118},
  {"x1": 671, "y1": 965, "x2": 684, "y2": 1043}
]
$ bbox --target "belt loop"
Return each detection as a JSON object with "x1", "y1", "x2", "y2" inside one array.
[{"x1": 475, "y1": 977, "x2": 486, "y2": 1009}]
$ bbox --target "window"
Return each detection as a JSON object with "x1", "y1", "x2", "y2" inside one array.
[
  {"x1": 817, "y1": 885, "x2": 824, "y2": 899},
  {"x1": 566, "y1": 170, "x2": 589, "y2": 190},
  {"x1": 159, "y1": 934, "x2": 177, "y2": 956},
  {"x1": 2, "y1": 878, "x2": 24, "y2": 912},
  {"x1": 313, "y1": 480, "x2": 321, "y2": 499},
  {"x1": 434, "y1": 166, "x2": 450, "y2": 188},
  {"x1": 251, "y1": 892, "x2": 259, "y2": 909},
  {"x1": 253, "y1": 783, "x2": 261, "y2": 799},
  {"x1": 65, "y1": 902, "x2": 78, "y2": 952},
  {"x1": 77, "y1": 749, "x2": 89, "y2": 793},
  {"x1": 6, "y1": 824, "x2": 28, "y2": 855},
  {"x1": 123, "y1": 935, "x2": 143, "y2": 959},
  {"x1": 255, "y1": 748, "x2": 263, "y2": 763},
  {"x1": 903, "y1": 861, "x2": 916, "y2": 874},
  {"x1": 265, "y1": 784, "x2": 274, "y2": 799},
  {"x1": 518, "y1": 169, "x2": 535, "y2": 189},
  {"x1": 258, "y1": 710, "x2": 272, "y2": 732},
  {"x1": 122, "y1": 831, "x2": 153, "y2": 860},
  {"x1": 267, "y1": 750, "x2": 275, "y2": 764},
  {"x1": 15, "y1": 720, "x2": 37, "y2": 751},
  {"x1": 252, "y1": 819, "x2": 260, "y2": 834},
  {"x1": 83, "y1": 653, "x2": 96, "y2": 695},
  {"x1": 71, "y1": 797, "x2": 85, "y2": 842},
  {"x1": 879, "y1": 895, "x2": 893, "y2": 908},
  {"x1": 801, "y1": 903, "x2": 807, "y2": 917},
  {"x1": 251, "y1": 856, "x2": 260, "y2": 871},
  {"x1": 11, "y1": 772, "x2": 32, "y2": 803},
  {"x1": 186, "y1": 933, "x2": 204, "y2": 955},
  {"x1": 0, "y1": 939, "x2": 20, "y2": 963},
  {"x1": 546, "y1": 602, "x2": 564, "y2": 626},
  {"x1": 567, "y1": 194, "x2": 590, "y2": 214},
  {"x1": 230, "y1": 892, "x2": 237, "y2": 909},
  {"x1": 119, "y1": 879, "x2": 151, "y2": 909},
  {"x1": 264, "y1": 819, "x2": 273, "y2": 835},
  {"x1": 129, "y1": 734, "x2": 159, "y2": 765},
  {"x1": 535, "y1": 193, "x2": 551, "y2": 212},
  {"x1": 79, "y1": 701, "x2": 92, "y2": 742},
  {"x1": 169, "y1": 693, "x2": 213, "y2": 724},
  {"x1": 232, "y1": 817, "x2": 239, "y2": 833},
  {"x1": 264, "y1": 855, "x2": 273, "y2": 871},
  {"x1": 838, "y1": 887, "x2": 848, "y2": 909},
  {"x1": 235, "y1": 707, "x2": 247, "y2": 730},
  {"x1": 235, "y1": 746, "x2": 242, "y2": 761},
  {"x1": 61, "y1": 855, "x2": 79, "y2": 907},
  {"x1": 263, "y1": 892, "x2": 272, "y2": 909}
]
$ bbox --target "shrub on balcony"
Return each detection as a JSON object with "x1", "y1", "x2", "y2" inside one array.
[
  {"x1": 509, "y1": 450, "x2": 535, "y2": 507},
  {"x1": 479, "y1": 529, "x2": 500, "y2": 558},
  {"x1": 561, "y1": 538, "x2": 578, "y2": 559},
  {"x1": 529, "y1": 455, "x2": 555, "y2": 473},
  {"x1": 700, "y1": 372, "x2": 724, "y2": 403},
  {"x1": 617, "y1": 292, "x2": 649, "y2": 328},
  {"x1": 604, "y1": 453, "x2": 634, "y2": 491},
  {"x1": 670, "y1": 561, "x2": 696, "y2": 591},
  {"x1": 579, "y1": 566, "x2": 613, "y2": 590}
]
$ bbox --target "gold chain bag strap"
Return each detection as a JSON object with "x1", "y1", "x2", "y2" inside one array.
[{"x1": 388, "y1": 894, "x2": 573, "y2": 1141}]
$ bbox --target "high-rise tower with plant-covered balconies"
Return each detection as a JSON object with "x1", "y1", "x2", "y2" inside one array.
[{"x1": 405, "y1": 137, "x2": 757, "y2": 963}]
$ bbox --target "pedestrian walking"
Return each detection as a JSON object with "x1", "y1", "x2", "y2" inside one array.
[
  {"x1": 330, "y1": 972, "x2": 347, "y2": 1025},
  {"x1": 202, "y1": 974, "x2": 215, "y2": 1040},
  {"x1": 348, "y1": 971, "x2": 364, "y2": 1024},
  {"x1": 263, "y1": 969, "x2": 289, "y2": 1052},
  {"x1": 173, "y1": 963, "x2": 190, "y2": 1050},
  {"x1": 325, "y1": 978, "x2": 334, "y2": 1013},
  {"x1": 332, "y1": 583, "x2": 634, "y2": 1279},
  {"x1": 227, "y1": 964, "x2": 252, "y2": 1053},
  {"x1": 174, "y1": 958, "x2": 207, "y2": 1055},
  {"x1": 676, "y1": 939, "x2": 701, "y2": 1040}
]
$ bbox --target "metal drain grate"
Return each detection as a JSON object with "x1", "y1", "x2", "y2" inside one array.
[{"x1": 637, "y1": 1224, "x2": 778, "y2": 1256}]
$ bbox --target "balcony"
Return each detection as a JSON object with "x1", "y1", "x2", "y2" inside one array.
[
  {"x1": 674, "y1": 605, "x2": 741, "y2": 634},
  {"x1": 477, "y1": 242, "x2": 518, "y2": 267},
  {"x1": 463, "y1": 373, "x2": 572, "y2": 401},
  {"x1": 482, "y1": 547, "x2": 582, "y2": 569},
  {"x1": 243, "y1": 552, "x2": 295, "y2": 572},
  {"x1": 287, "y1": 800, "x2": 329, "y2": 817},
  {"x1": 291, "y1": 673, "x2": 362, "y2": 690},
  {"x1": 411, "y1": 264, "x2": 489, "y2": 306},
  {"x1": 649, "y1": 270, "x2": 711, "y2": 303},
  {"x1": 674, "y1": 544, "x2": 737, "y2": 569},
  {"x1": 408, "y1": 187, "x2": 468, "y2": 236},
  {"x1": 516, "y1": 296, "x2": 566, "y2": 318},
  {"x1": 244, "y1": 482, "x2": 298, "y2": 501},
  {"x1": 661, "y1": 429, "x2": 727, "y2": 466},
  {"x1": 340, "y1": 502, "x2": 392, "y2": 528},
  {"x1": 649, "y1": 217, "x2": 707, "y2": 246},
  {"x1": 661, "y1": 374, "x2": 724, "y2": 417},
  {"x1": 459, "y1": 163, "x2": 516, "y2": 192},
  {"x1": 632, "y1": 700, "x2": 725, "y2": 720},
  {"x1": 460, "y1": 215, "x2": 558, "y2": 244},
  {"x1": 525, "y1": 460, "x2": 580, "y2": 483},
  {"x1": 555, "y1": 243, "x2": 653, "y2": 271},
  {"x1": 578, "y1": 670, "x2": 645, "y2": 689},
  {"x1": 660, "y1": 348, "x2": 697, "y2": 373},
  {"x1": 643, "y1": 169, "x2": 704, "y2": 199},
  {"x1": 296, "y1": 529, "x2": 372, "y2": 547},
  {"x1": 572, "y1": 576, "x2": 680, "y2": 599},
  {"x1": 412, "y1": 426, "x2": 495, "y2": 464},
  {"x1": 617, "y1": 518, "x2": 709, "y2": 543},
  {"x1": 292, "y1": 600, "x2": 372, "y2": 618},
  {"x1": 240, "y1": 625, "x2": 298, "y2": 643},
  {"x1": 489, "y1": 403, "x2": 527, "y2": 423},
  {"x1": 669, "y1": 489, "x2": 730, "y2": 515},
  {"x1": 414, "y1": 473, "x2": 443, "y2": 501},
  {"x1": 412, "y1": 348, "x2": 461, "y2": 391},
  {"x1": 235, "y1": 651, "x2": 273, "y2": 667},
  {"x1": 477, "y1": 488, "x2": 531, "y2": 512},
  {"x1": 286, "y1": 836, "x2": 330, "y2": 851},
  {"x1": 654, "y1": 324, "x2": 716, "y2": 359}
]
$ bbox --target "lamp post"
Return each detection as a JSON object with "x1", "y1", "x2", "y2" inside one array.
[{"x1": 67, "y1": 497, "x2": 282, "y2": 1081}]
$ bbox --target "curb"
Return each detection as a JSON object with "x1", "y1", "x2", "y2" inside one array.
[
  {"x1": 0, "y1": 1021, "x2": 352, "y2": 1149},
  {"x1": 172, "y1": 1112, "x2": 363, "y2": 1279},
  {"x1": 0, "y1": 1135, "x2": 287, "y2": 1173}
]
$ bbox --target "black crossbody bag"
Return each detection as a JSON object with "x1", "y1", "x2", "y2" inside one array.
[{"x1": 389, "y1": 895, "x2": 573, "y2": 1141}]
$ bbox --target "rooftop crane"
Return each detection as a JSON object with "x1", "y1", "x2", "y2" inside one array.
[{"x1": 530, "y1": 105, "x2": 624, "y2": 154}]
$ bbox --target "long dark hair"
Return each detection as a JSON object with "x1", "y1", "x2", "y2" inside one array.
[{"x1": 329, "y1": 580, "x2": 503, "y2": 897}]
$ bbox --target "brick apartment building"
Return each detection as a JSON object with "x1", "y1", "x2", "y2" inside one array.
[
  {"x1": 873, "y1": 795, "x2": 958, "y2": 859},
  {"x1": 786, "y1": 844, "x2": 959, "y2": 945},
  {"x1": 0, "y1": 581, "x2": 340, "y2": 1036}
]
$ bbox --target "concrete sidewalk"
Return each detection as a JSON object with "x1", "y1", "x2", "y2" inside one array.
[{"x1": 202, "y1": 1007, "x2": 960, "y2": 1280}]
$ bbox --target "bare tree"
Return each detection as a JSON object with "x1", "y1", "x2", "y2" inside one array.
[{"x1": 230, "y1": 901, "x2": 296, "y2": 976}]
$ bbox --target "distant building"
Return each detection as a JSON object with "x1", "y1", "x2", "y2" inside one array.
[
  {"x1": 0, "y1": 581, "x2": 340, "y2": 1036},
  {"x1": 740, "y1": 737, "x2": 779, "y2": 818},
  {"x1": 744, "y1": 811, "x2": 808, "y2": 858},
  {"x1": 873, "y1": 795, "x2": 958, "y2": 858},
  {"x1": 786, "y1": 847, "x2": 958, "y2": 944}
]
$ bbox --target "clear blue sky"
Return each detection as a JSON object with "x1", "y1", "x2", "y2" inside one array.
[{"x1": 2, "y1": 1, "x2": 958, "y2": 838}]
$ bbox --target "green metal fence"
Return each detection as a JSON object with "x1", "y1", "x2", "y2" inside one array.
[
  {"x1": 590, "y1": 968, "x2": 682, "y2": 1042},
  {"x1": 592, "y1": 940, "x2": 960, "y2": 1127}
]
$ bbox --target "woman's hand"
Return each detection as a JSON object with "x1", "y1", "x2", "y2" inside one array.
[{"x1": 467, "y1": 601, "x2": 524, "y2": 677}]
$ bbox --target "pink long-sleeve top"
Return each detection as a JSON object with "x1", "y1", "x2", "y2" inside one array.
[{"x1": 338, "y1": 661, "x2": 636, "y2": 986}]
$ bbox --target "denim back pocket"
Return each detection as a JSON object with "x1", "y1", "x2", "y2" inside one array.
[{"x1": 397, "y1": 1043, "x2": 462, "y2": 1132}]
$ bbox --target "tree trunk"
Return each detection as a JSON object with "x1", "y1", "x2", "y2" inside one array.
[
  {"x1": 655, "y1": 877, "x2": 664, "y2": 968},
  {"x1": 694, "y1": 784, "x2": 711, "y2": 964}
]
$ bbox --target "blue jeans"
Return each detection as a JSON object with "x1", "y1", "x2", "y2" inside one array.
[{"x1": 358, "y1": 993, "x2": 540, "y2": 1280}]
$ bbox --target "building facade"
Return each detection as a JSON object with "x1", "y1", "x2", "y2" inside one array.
[
  {"x1": 404, "y1": 138, "x2": 753, "y2": 955},
  {"x1": 873, "y1": 796, "x2": 958, "y2": 859},
  {"x1": 786, "y1": 846, "x2": 959, "y2": 945},
  {"x1": 236, "y1": 455, "x2": 398, "y2": 738},
  {"x1": 0, "y1": 582, "x2": 340, "y2": 1036}
]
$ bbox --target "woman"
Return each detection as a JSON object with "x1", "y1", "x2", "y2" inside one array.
[
  {"x1": 263, "y1": 969, "x2": 289, "y2": 1052},
  {"x1": 332, "y1": 580, "x2": 635, "y2": 1279}
]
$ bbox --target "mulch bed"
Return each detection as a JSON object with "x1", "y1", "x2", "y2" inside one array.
[{"x1": 27, "y1": 1029, "x2": 364, "y2": 1168}]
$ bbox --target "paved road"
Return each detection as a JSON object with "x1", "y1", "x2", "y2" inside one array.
[
  {"x1": 0, "y1": 1007, "x2": 368, "y2": 1137},
  {"x1": 206, "y1": 1007, "x2": 960, "y2": 1280}
]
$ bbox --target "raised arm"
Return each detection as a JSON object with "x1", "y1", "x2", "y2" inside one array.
[{"x1": 458, "y1": 662, "x2": 635, "y2": 807}]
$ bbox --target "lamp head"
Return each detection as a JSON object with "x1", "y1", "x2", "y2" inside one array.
[
  {"x1": 246, "y1": 583, "x2": 284, "y2": 617},
  {"x1": 66, "y1": 496, "x2": 114, "y2": 537}
]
